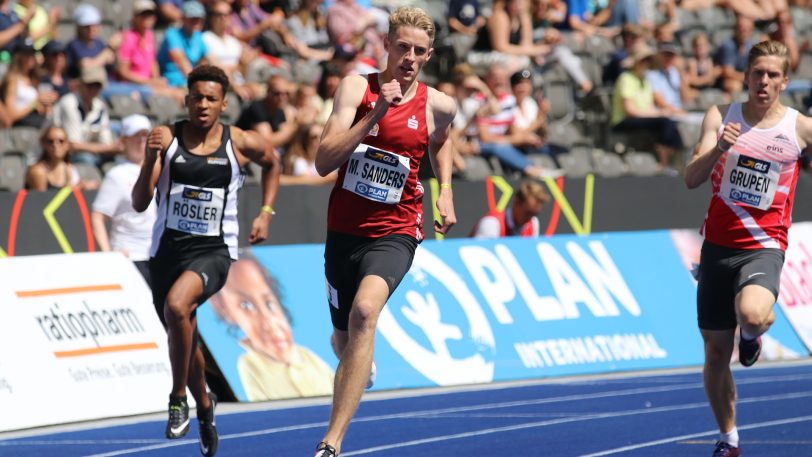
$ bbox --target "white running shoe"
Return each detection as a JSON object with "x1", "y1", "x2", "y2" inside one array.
[{"x1": 366, "y1": 361, "x2": 376, "y2": 389}]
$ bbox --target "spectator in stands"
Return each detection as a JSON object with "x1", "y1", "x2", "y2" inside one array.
[
  {"x1": 647, "y1": 41, "x2": 690, "y2": 113},
  {"x1": 25, "y1": 125, "x2": 98, "y2": 190},
  {"x1": 685, "y1": 32, "x2": 721, "y2": 91},
  {"x1": 157, "y1": 0, "x2": 183, "y2": 26},
  {"x1": 53, "y1": 66, "x2": 122, "y2": 167},
  {"x1": 316, "y1": 62, "x2": 341, "y2": 125},
  {"x1": 12, "y1": 0, "x2": 58, "y2": 51},
  {"x1": 476, "y1": 64, "x2": 562, "y2": 178},
  {"x1": 116, "y1": 0, "x2": 185, "y2": 105},
  {"x1": 204, "y1": 0, "x2": 262, "y2": 101},
  {"x1": 471, "y1": 0, "x2": 592, "y2": 92},
  {"x1": 0, "y1": 42, "x2": 57, "y2": 127},
  {"x1": 511, "y1": 68, "x2": 568, "y2": 159},
  {"x1": 715, "y1": 14, "x2": 755, "y2": 96},
  {"x1": 447, "y1": 0, "x2": 487, "y2": 59},
  {"x1": 435, "y1": 79, "x2": 474, "y2": 175},
  {"x1": 291, "y1": 82, "x2": 320, "y2": 125},
  {"x1": 603, "y1": 23, "x2": 645, "y2": 85},
  {"x1": 326, "y1": 0, "x2": 385, "y2": 69},
  {"x1": 157, "y1": 0, "x2": 208, "y2": 88},
  {"x1": 0, "y1": 0, "x2": 33, "y2": 57},
  {"x1": 531, "y1": 0, "x2": 568, "y2": 31},
  {"x1": 563, "y1": 0, "x2": 620, "y2": 37},
  {"x1": 470, "y1": 179, "x2": 550, "y2": 238},
  {"x1": 0, "y1": 94, "x2": 10, "y2": 127},
  {"x1": 287, "y1": 0, "x2": 331, "y2": 51},
  {"x1": 640, "y1": 0, "x2": 677, "y2": 34},
  {"x1": 40, "y1": 40, "x2": 71, "y2": 98},
  {"x1": 611, "y1": 44, "x2": 683, "y2": 173},
  {"x1": 236, "y1": 74, "x2": 299, "y2": 151},
  {"x1": 764, "y1": 7, "x2": 802, "y2": 72},
  {"x1": 65, "y1": 4, "x2": 115, "y2": 80},
  {"x1": 208, "y1": 257, "x2": 334, "y2": 401},
  {"x1": 280, "y1": 123, "x2": 336, "y2": 185},
  {"x1": 91, "y1": 114, "x2": 156, "y2": 285}
]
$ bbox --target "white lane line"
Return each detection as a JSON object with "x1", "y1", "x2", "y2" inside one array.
[
  {"x1": 578, "y1": 415, "x2": 812, "y2": 456},
  {"x1": 337, "y1": 391, "x2": 812, "y2": 456},
  {"x1": 0, "y1": 440, "x2": 164, "y2": 445},
  {"x1": 42, "y1": 373, "x2": 809, "y2": 456}
]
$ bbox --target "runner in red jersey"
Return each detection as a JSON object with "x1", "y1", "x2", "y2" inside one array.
[
  {"x1": 684, "y1": 40, "x2": 812, "y2": 457},
  {"x1": 312, "y1": 7, "x2": 457, "y2": 457}
]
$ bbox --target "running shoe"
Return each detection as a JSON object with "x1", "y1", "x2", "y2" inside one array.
[
  {"x1": 366, "y1": 361, "x2": 377, "y2": 390},
  {"x1": 165, "y1": 396, "x2": 190, "y2": 439},
  {"x1": 739, "y1": 335, "x2": 762, "y2": 367},
  {"x1": 315, "y1": 442, "x2": 338, "y2": 457},
  {"x1": 198, "y1": 392, "x2": 218, "y2": 456},
  {"x1": 712, "y1": 440, "x2": 741, "y2": 456}
]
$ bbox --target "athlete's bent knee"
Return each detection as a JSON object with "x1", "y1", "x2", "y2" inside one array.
[{"x1": 348, "y1": 299, "x2": 382, "y2": 333}]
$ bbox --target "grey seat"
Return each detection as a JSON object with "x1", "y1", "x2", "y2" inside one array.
[
  {"x1": 73, "y1": 162, "x2": 103, "y2": 183},
  {"x1": 148, "y1": 95, "x2": 184, "y2": 124},
  {"x1": 109, "y1": 94, "x2": 147, "y2": 118},
  {"x1": 9, "y1": 126, "x2": 40, "y2": 153},
  {"x1": 557, "y1": 143, "x2": 593, "y2": 177},
  {"x1": 0, "y1": 150, "x2": 28, "y2": 191},
  {"x1": 545, "y1": 122, "x2": 586, "y2": 148},
  {"x1": 527, "y1": 153, "x2": 559, "y2": 171},
  {"x1": 460, "y1": 156, "x2": 493, "y2": 181},
  {"x1": 625, "y1": 151, "x2": 661, "y2": 177},
  {"x1": 591, "y1": 150, "x2": 627, "y2": 178}
]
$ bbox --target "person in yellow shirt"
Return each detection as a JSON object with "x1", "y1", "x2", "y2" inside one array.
[
  {"x1": 611, "y1": 43, "x2": 684, "y2": 173},
  {"x1": 209, "y1": 256, "x2": 334, "y2": 401}
]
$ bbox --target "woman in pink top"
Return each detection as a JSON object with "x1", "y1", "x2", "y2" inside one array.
[{"x1": 115, "y1": 0, "x2": 185, "y2": 104}]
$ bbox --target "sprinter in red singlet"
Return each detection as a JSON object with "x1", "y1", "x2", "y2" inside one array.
[
  {"x1": 312, "y1": 7, "x2": 457, "y2": 457},
  {"x1": 685, "y1": 40, "x2": 812, "y2": 457}
]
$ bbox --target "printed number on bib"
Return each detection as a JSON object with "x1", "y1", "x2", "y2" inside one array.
[
  {"x1": 167, "y1": 183, "x2": 225, "y2": 236},
  {"x1": 342, "y1": 143, "x2": 410, "y2": 204},
  {"x1": 720, "y1": 152, "x2": 779, "y2": 211}
]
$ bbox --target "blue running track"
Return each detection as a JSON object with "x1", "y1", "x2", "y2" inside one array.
[{"x1": 2, "y1": 361, "x2": 811, "y2": 456}]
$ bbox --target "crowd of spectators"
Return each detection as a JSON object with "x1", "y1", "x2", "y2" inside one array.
[{"x1": 1, "y1": 0, "x2": 812, "y2": 191}]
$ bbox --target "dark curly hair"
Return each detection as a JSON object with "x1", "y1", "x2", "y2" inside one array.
[{"x1": 187, "y1": 64, "x2": 230, "y2": 96}]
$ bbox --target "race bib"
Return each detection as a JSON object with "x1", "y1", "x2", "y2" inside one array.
[
  {"x1": 166, "y1": 183, "x2": 224, "y2": 236},
  {"x1": 719, "y1": 152, "x2": 779, "y2": 211},
  {"x1": 342, "y1": 143, "x2": 410, "y2": 204}
]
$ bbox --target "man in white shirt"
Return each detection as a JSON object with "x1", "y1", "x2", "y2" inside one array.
[{"x1": 91, "y1": 114, "x2": 156, "y2": 284}]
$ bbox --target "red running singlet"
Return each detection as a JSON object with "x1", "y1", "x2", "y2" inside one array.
[{"x1": 327, "y1": 74, "x2": 430, "y2": 240}]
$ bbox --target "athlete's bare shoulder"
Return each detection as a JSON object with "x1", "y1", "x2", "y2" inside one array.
[
  {"x1": 426, "y1": 86, "x2": 457, "y2": 129},
  {"x1": 334, "y1": 74, "x2": 371, "y2": 107},
  {"x1": 795, "y1": 110, "x2": 812, "y2": 152}
]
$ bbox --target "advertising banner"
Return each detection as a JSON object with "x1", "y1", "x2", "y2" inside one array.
[
  {"x1": 778, "y1": 222, "x2": 812, "y2": 352},
  {"x1": 199, "y1": 230, "x2": 807, "y2": 400},
  {"x1": 0, "y1": 253, "x2": 173, "y2": 432}
]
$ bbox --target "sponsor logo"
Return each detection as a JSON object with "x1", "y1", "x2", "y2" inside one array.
[
  {"x1": 767, "y1": 144, "x2": 784, "y2": 154},
  {"x1": 774, "y1": 133, "x2": 791, "y2": 143},
  {"x1": 182, "y1": 188, "x2": 213, "y2": 201},
  {"x1": 364, "y1": 147, "x2": 400, "y2": 167},
  {"x1": 368, "y1": 123, "x2": 379, "y2": 137},
  {"x1": 730, "y1": 188, "x2": 762, "y2": 206},
  {"x1": 175, "y1": 155, "x2": 186, "y2": 163},
  {"x1": 178, "y1": 220, "x2": 209, "y2": 233},
  {"x1": 207, "y1": 157, "x2": 228, "y2": 166},
  {"x1": 407, "y1": 115, "x2": 418, "y2": 130},
  {"x1": 737, "y1": 155, "x2": 770, "y2": 173},
  {"x1": 355, "y1": 182, "x2": 389, "y2": 201},
  {"x1": 747, "y1": 272, "x2": 766, "y2": 279}
]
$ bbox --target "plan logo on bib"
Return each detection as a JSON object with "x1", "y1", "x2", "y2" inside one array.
[{"x1": 378, "y1": 247, "x2": 495, "y2": 386}]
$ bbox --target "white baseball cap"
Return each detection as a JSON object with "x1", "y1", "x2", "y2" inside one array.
[
  {"x1": 121, "y1": 114, "x2": 152, "y2": 137},
  {"x1": 74, "y1": 4, "x2": 102, "y2": 26}
]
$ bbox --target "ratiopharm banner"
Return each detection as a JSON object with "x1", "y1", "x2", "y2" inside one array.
[
  {"x1": 203, "y1": 229, "x2": 807, "y2": 397},
  {"x1": 0, "y1": 253, "x2": 173, "y2": 432}
]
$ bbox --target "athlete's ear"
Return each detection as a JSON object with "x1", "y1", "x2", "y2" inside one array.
[
  {"x1": 383, "y1": 33, "x2": 390, "y2": 52},
  {"x1": 426, "y1": 46, "x2": 433, "y2": 62},
  {"x1": 781, "y1": 75, "x2": 788, "y2": 92}
]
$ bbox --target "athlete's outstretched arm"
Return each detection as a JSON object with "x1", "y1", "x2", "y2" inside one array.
[
  {"x1": 685, "y1": 105, "x2": 736, "y2": 189},
  {"x1": 427, "y1": 89, "x2": 458, "y2": 234},
  {"x1": 315, "y1": 75, "x2": 402, "y2": 176},
  {"x1": 132, "y1": 125, "x2": 171, "y2": 212},
  {"x1": 232, "y1": 126, "x2": 281, "y2": 245}
]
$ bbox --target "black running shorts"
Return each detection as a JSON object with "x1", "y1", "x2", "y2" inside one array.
[
  {"x1": 149, "y1": 245, "x2": 233, "y2": 327},
  {"x1": 696, "y1": 241, "x2": 784, "y2": 330},
  {"x1": 324, "y1": 230, "x2": 419, "y2": 331}
]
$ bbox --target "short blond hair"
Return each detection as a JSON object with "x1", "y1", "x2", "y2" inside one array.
[
  {"x1": 388, "y1": 7, "x2": 435, "y2": 45},
  {"x1": 748, "y1": 40, "x2": 790, "y2": 75},
  {"x1": 515, "y1": 180, "x2": 550, "y2": 205}
]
